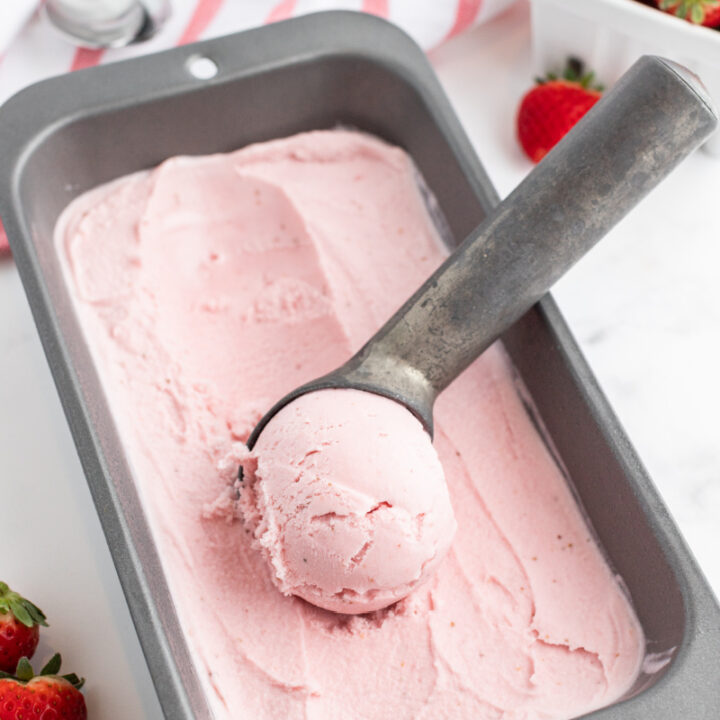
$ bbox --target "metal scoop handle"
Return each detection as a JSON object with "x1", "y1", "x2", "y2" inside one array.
[{"x1": 248, "y1": 56, "x2": 717, "y2": 447}]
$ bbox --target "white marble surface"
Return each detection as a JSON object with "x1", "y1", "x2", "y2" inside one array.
[{"x1": 0, "y1": 2, "x2": 717, "y2": 716}]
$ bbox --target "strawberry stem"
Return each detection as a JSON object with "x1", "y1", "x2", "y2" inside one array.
[
  {"x1": 538, "y1": 58, "x2": 604, "y2": 91},
  {"x1": 564, "y1": 57, "x2": 585, "y2": 81}
]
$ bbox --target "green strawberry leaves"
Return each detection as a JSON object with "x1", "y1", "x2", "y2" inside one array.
[
  {"x1": 15, "y1": 657, "x2": 34, "y2": 682},
  {"x1": 7, "y1": 600, "x2": 32, "y2": 626},
  {"x1": 41, "y1": 653, "x2": 85, "y2": 689},
  {"x1": 536, "y1": 57, "x2": 604, "y2": 92},
  {"x1": 658, "y1": 0, "x2": 720, "y2": 24},
  {"x1": 41, "y1": 653, "x2": 62, "y2": 676},
  {"x1": 0, "y1": 653, "x2": 85, "y2": 689},
  {"x1": 0, "y1": 581, "x2": 48, "y2": 628},
  {"x1": 62, "y1": 673, "x2": 86, "y2": 690}
]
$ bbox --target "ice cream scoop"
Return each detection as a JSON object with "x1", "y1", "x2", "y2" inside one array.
[
  {"x1": 243, "y1": 56, "x2": 717, "y2": 614},
  {"x1": 245, "y1": 389, "x2": 456, "y2": 613}
]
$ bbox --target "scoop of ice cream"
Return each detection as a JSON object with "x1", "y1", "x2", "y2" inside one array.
[{"x1": 241, "y1": 388, "x2": 456, "y2": 614}]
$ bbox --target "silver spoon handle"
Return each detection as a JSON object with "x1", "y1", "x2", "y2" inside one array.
[
  {"x1": 247, "y1": 56, "x2": 717, "y2": 449},
  {"x1": 332, "y1": 56, "x2": 717, "y2": 432}
]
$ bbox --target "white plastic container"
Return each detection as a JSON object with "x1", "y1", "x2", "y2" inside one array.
[{"x1": 530, "y1": 0, "x2": 720, "y2": 155}]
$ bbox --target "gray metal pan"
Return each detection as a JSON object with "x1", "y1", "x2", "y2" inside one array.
[{"x1": 0, "y1": 11, "x2": 717, "y2": 719}]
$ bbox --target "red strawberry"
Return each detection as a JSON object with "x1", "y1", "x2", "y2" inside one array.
[
  {"x1": 0, "y1": 583, "x2": 48, "y2": 674},
  {"x1": 0, "y1": 654, "x2": 86, "y2": 720},
  {"x1": 517, "y1": 58, "x2": 603, "y2": 164},
  {"x1": 0, "y1": 222, "x2": 9, "y2": 258},
  {"x1": 655, "y1": 0, "x2": 720, "y2": 26}
]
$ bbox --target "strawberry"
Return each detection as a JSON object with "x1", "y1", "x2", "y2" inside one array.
[
  {"x1": 0, "y1": 223, "x2": 9, "y2": 258},
  {"x1": 517, "y1": 58, "x2": 603, "y2": 164},
  {"x1": 0, "y1": 654, "x2": 86, "y2": 720},
  {"x1": 654, "y1": 0, "x2": 720, "y2": 26},
  {"x1": 0, "y1": 583, "x2": 47, "y2": 674}
]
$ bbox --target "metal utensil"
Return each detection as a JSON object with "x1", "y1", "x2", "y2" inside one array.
[
  {"x1": 248, "y1": 56, "x2": 717, "y2": 448},
  {"x1": 44, "y1": 0, "x2": 171, "y2": 49}
]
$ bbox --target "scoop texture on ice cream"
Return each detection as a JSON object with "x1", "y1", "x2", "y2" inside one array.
[
  {"x1": 57, "y1": 130, "x2": 644, "y2": 720},
  {"x1": 244, "y1": 389, "x2": 456, "y2": 613}
]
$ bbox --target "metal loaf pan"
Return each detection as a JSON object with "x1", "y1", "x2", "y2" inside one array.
[{"x1": 0, "y1": 11, "x2": 717, "y2": 719}]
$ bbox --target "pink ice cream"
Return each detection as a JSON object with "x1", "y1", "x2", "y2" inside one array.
[
  {"x1": 56, "y1": 129, "x2": 644, "y2": 719},
  {"x1": 245, "y1": 388, "x2": 456, "y2": 613}
]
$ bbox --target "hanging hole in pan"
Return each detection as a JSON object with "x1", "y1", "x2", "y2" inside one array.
[{"x1": 186, "y1": 55, "x2": 219, "y2": 80}]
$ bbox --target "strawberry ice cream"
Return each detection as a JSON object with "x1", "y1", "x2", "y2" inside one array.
[
  {"x1": 244, "y1": 388, "x2": 456, "y2": 613},
  {"x1": 56, "y1": 129, "x2": 644, "y2": 719}
]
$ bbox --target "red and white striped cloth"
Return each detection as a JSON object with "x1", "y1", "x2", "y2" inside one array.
[{"x1": 0, "y1": 0, "x2": 517, "y2": 255}]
